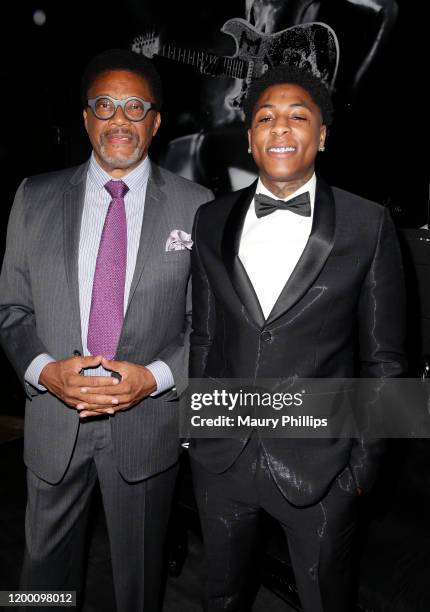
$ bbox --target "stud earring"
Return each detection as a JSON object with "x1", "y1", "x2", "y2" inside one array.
[
  {"x1": 247, "y1": 146, "x2": 251, "y2": 154},
  {"x1": 319, "y1": 145, "x2": 325, "y2": 152}
]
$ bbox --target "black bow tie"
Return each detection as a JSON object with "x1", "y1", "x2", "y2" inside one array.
[{"x1": 254, "y1": 191, "x2": 311, "y2": 219}]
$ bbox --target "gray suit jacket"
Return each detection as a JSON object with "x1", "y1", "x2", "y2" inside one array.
[{"x1": 0, "y1": 160, "x2": 213, "y2": 484}]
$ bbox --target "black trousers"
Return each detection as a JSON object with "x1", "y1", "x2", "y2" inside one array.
[
  {"x1": 20, "y1": 417, "x2": 178, "y2": 612},
  {"x1": 191, "y1": 438, "x2": 358, "y2": 612}
]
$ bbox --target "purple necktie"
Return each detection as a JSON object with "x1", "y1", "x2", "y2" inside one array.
[{"x1": 87, "y1": 180, "x2": 128, "y2": 359}]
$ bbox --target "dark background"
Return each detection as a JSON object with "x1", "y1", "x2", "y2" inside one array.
[
  {"x1": 0, "y1": 0, "x2": 428, "y2": 409},
  {"x1": 1, "y1": 7, "x2": 429, "y2": 610}
]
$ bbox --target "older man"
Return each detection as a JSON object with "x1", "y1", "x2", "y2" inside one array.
[{"x1": 0, "y1": 48, "x2": 212, "y2": 611}]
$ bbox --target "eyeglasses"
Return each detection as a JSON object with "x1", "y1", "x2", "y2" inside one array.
[{"x1": 86, "y1": 95, "x2": 157, "y2": 122}]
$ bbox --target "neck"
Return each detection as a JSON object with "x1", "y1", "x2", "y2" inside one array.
[{"x1": 260, "y1": 173, "x2": 313, "y2": 199}]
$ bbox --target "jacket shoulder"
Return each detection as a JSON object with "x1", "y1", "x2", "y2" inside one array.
[
  {"x1": 13, "y1": 164, "x2": 87, "y2": 221},
  {"x1": 331, "y1": 185, "x2": 385, "y2": 218},
  {"x1": 24, "y1": 163, "x2": 86, "y2": 192}
]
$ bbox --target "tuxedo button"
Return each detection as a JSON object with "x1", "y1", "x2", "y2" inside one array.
[{"x1": 261, "y1": 331, "x2": 272, "y2": 343}]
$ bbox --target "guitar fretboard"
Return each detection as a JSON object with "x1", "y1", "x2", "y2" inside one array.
[{"x1": 160, "y1": 45, "x2": 248, "y2": 79}]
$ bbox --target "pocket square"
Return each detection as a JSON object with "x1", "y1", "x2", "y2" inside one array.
[{"x1": 165, "y1": 229, "x2": 193, "y2": 251}]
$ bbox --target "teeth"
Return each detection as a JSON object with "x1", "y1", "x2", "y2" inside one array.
[{"x1": 269, "y1": 146, "x2": 295, "y2": 153}]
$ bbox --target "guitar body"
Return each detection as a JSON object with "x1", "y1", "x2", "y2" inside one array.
[{"x1": 221, "y1": 18, "x2": 339, "y2": 106}]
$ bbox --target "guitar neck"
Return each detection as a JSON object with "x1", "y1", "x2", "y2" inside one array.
[{"x1": 159, "y1": 44, "x2": 248, "y2": 79}]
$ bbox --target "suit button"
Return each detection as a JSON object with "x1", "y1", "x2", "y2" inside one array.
[{"x1": 261, "y1": 331, "x2": 272, "y2": 343}]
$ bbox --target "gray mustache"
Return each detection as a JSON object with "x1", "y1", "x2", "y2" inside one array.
[{"x1": 103, "y1": 129, "x2": 136, "y2": 139}]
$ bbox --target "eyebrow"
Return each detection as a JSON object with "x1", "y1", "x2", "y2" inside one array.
[{"x1": 90, "y1": 94, "x2": 142, "y2": 99}]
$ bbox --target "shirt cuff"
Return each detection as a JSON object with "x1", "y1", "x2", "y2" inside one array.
[
  {"x1": 146, "y1": 360, "x2": 175, "y2": 396},
  {"x1": 25, "y1": 353, "x2": 56, "y2": 391}
]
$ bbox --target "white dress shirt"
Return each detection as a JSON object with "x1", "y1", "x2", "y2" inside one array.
[
  {"x1": 239, "y1": 174, "x2": 316, "y2": 318},
  {"x1": 25, "y1": 154, "x2": 174, "y2": 394}
]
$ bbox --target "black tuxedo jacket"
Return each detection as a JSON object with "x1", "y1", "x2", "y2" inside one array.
[{"x1": 189, "y1": 177, "x2": 406, "y2": 506}]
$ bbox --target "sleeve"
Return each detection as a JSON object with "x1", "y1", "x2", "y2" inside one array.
[
  {"x1": 0, "y1": 179, "x2": 50, "y2": 398},
  {"x1": 189, "y1": 205, "x2": 218, "y2": 379},
  {"x1": 25, "y1": 353, "x2": 55, "y2": 391},
  {"x1": 351, "y1": 207, "x2": 407, "y2": 490},
  {"x1": 147, "y1": 360, "x2": 175, "y2": 396}
]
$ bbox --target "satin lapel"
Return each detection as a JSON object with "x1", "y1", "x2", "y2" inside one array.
[
  {"x1": 221, "y1": 181, "x2": 265, "y2": 328},
  {"x1": 126, "y1": 164, "x2": 163, "y2": 310},
  {"x1": 62, "y1": 164, "x2": 88, "y2": 349},
  {"x1": 265, "y1": 177, "x2": 336, "y2": 326}
]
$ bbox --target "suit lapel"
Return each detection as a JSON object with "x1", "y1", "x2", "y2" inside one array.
[
  {"x1": 265, "y1": 176, "x2": 336, "y2": 325},
  {"x1": 222, "y1": 181, "x2": 265, "y2": 328},
  {"x1": 126, "y1": 163, "x2": 165, "y2": 310},
  {"x1": 63, "y1": 163, "x2": 88, "y2": 349}
]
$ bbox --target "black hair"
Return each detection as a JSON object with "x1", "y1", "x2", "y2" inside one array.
[
  {"x1": 80, "y1": 48, "x2": 163, "y2": 108},
  {"x1": 243, "y1": 64, "x2": 333, "y2": 127}
]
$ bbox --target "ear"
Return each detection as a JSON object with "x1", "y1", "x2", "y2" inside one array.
[
  {"x1": 83, "y1": 108, "x2": 89, "y2": 134},
  {"x1": 319, "y1": 124, "x2": 327, "y2": 149},
  {"x1": 152, "y1": 112, "x2": 161, "y2": 137},
  {"x1": 247, "y1": 128, "x2": 252, "y2": 151}
]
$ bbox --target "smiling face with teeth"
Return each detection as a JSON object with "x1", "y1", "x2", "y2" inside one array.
[
  {"x1": 248, "y1": 82, "x2": 326, "y2": 197},
  {"x1": 83, "y1": 70, "x2": 161, "y2": 178}
]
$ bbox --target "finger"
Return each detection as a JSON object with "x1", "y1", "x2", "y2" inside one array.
[
  {"x1": 75, "y1": 354, "x2": 104, "y2": 369},
  {"x1": 81, "y1": 381, "x2": 132, "y2": 395},
  {"x1": 77, "y1": 403, "x2": 115, "y2": 414},
  {"x1": 76, "y1": 394, "x2": 119, "y2": 408},
  {"x1": 101, "y1": 357, "x2": 125, "y2": 373},
  {"x1": 79, "y1": 409, "x2": 112, "y2": 418},
  {"x1": 76, "y1": 400, "x2": 116, "y2": 409},
  {"x1": 78, "y1": 386, "x2": 131, "y2": 404},
  {"x1": 68, "y1": 375, "x2": 120, "y2": 388},
  {"x1": 65, "y1": 386, "x2": 133, "y2": 407},
  {"x1": 109, "y1": 399, "x2": 141, "y2": 411},
  {"x1": 78, "y1": 400, "x2": 135, "y2": 417}
]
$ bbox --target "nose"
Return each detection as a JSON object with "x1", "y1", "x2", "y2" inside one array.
[
  {"x1": 271, "y1": 117, "x2": 291, "y2": 136},
  {"x1": 110, "y1": 104, "x2": 129, "y2": 124}
]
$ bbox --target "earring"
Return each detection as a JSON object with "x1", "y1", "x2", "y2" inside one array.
[
  {"x1": 319, "y1": 145, "x2": 325, "y2": 152},
  {"x1": 247, "y1": 147, "x2": 251, "y2": 154}
]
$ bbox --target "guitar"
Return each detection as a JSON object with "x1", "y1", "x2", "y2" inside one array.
[{"x1": 131, "y1": 18, "x2": 339, "y2": 109}]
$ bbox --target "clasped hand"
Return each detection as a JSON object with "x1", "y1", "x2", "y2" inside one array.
[{"x1": 39, "y1": 355, "x2": 157, "y2": 418}]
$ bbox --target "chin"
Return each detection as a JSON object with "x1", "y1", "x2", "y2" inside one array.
[
  {"x1": 100, "y1": 149, "x2": 143, "y2": 170},
  {"x1": 106, "y1": 159, "x2": 137, "y2": 169},
  {"x1": 262, "y1": 164, "x2": 295, "y2": 178}
]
